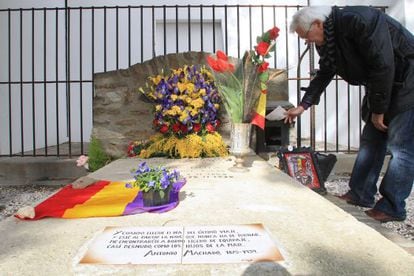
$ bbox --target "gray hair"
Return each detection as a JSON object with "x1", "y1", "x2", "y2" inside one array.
[{"x1": 289, "y1": 6, "x2": 332, "y2": 33}]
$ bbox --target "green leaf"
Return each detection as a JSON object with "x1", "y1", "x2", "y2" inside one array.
[
  {"x1": 262, "y1": 32, "x2": 270, "y2": 43},
  {"x1": 159, "y1": 190, "x2": 165, "y2": 199},
  {"x1": 260, "y1": 82, "x2": 267, "y2": 91},
  {"x1": 259, "y1": 72, "x2": 269, "y2": 82}
]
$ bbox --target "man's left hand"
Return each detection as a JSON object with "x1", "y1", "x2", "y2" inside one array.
[{"x1": 371, "y1": 113, "x2": 388, "y2": 132}]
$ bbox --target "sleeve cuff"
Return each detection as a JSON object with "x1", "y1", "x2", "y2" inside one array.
[{"x1": 299, "y1": 101, "x2": 312, "y2": 110}]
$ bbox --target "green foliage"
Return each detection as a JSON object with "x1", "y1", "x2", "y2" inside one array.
[{"x1": 88, "y1": 137, "x2": 111, "y2": 172}]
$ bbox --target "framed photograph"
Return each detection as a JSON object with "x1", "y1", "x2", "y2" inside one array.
[{"x1": 277, "y1": 147, "x2": 326, "y2": 194}]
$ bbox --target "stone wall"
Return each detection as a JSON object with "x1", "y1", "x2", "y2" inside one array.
[{"x1": 93, "y1": 51, "x2": 288, "y2": 158}]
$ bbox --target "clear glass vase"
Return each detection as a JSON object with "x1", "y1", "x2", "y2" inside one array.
[{"x1": 229, "y1": 123, "x2": 252, "y2": 172}]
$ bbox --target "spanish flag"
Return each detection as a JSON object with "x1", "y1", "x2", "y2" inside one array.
[{"x1": 16, "y1": 180, "x2": 186, "y2": 220}]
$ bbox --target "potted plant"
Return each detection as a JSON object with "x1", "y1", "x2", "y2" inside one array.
[{"x1": 126, "y1": 162, "x2": 183, "y2": 207}]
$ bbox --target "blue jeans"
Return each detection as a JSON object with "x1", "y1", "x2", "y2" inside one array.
[{"x1": 348, "y1": 108, "x2": 414, "y2": 219}]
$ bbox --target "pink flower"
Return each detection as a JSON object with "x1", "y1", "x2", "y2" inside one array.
[{"x1": 76, "y1": 155, "x2": 89, "y2": 170}]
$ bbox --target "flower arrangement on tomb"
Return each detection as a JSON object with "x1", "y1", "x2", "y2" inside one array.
[
  {"x1": 126, "y1": 161, "x2": 184, "y2": 206},
  {"x1": 129, "y1": 65, "x2": 228, "y2": 158},
  {"x1": 207, "y1": 26, "x2": 281, "y2": 129}
]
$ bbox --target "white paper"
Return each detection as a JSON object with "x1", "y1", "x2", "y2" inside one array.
[{"x1": 265, "y1": 106, "x2": 287, "y2": 121}]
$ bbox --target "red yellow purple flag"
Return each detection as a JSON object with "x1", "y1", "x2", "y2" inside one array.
[{"x1": 16, "y1": 179, "x2": 186, "y2": 220}]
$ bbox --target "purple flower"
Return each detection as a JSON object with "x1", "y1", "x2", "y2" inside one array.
[{"x1": 125, "y1": 183, "x2": 133, "y2": 189}]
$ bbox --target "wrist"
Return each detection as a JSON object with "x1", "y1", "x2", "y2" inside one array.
[{"x1": 299, "y1": 101, "x2": 311, "y2": 110}]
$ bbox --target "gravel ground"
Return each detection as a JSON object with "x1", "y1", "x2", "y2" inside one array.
[
  {"x1": 1, "y1": 175, "x2": 413, "y2": 241},
  {"x1": 324, "y1": 173, "x2": 414, "y2": 241}
]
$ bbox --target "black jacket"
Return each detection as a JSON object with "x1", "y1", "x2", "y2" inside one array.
[{"x1": 302, "y1": 6, "x2": 414, "y2": 122}]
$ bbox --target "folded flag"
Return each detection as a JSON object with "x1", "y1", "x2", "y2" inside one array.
[{"x1": 16, "y1": 179, "x2": 186, "y2": 220}]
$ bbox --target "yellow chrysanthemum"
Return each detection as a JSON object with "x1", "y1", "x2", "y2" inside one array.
[
  {"x1": 155, "y1": 104, "x2": 162, "y2": 112},
  {"x1": 171, "y1": 94, "x2": 178, "y2": 101}
]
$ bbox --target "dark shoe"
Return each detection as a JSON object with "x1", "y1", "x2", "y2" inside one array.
[
  {"x1": 365, "y1": 209, "x2": 406, "y2": 223},
  {"x1": 336, "y1": 192, "x2": 374, "y2": 208}
]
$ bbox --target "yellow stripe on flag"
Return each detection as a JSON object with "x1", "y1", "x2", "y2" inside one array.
[
  {"x1": 255, "y1": 92, "x2": 267, "y2": 117},
  {"x1": 63, "y1": 181, "x2": 139, "y2": 218}
]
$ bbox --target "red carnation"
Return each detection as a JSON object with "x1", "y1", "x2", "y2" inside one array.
[
  {"x1": 193, "y1": 123, "x2": 201, "y2": 133},
  {"x1": 206, "y1": 122, "x2": 215, "y2": 133},
  {"x1": 268, "y1": 26, "x2": 280, "y2": 40},
  {"x1": 160, "y1": 124, "x2": 169, "y2": 134},
  {"x1": 258, "y1": 62, "x2": 269, "y2": 73},
  {"x1": 255, "y1": 41, "x2": 270, "y2": 56}
]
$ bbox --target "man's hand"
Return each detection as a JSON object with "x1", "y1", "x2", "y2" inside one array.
[
  {"x1": 284, "y1": 106, "x2": 305, "y2": 124},
  {"x1": 371, "y1": 113, "x2": 388, "y2": 132}
]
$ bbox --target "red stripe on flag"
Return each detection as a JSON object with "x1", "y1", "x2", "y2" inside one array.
[
  {"x1": 251, "y1": 112, "x2": 265, "y2": 130},
  {"x1": 26, "y1": 180, "x2": 110, "y2": 220}
]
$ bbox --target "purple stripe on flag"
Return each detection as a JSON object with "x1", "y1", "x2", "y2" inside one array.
[{"x1": 123, "y1": 179, "x2": 186, "y2": 215}]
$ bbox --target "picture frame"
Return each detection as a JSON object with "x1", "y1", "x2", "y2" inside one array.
[{"x1": 277, "y1": 147, "x2": 326, "y2": 194}]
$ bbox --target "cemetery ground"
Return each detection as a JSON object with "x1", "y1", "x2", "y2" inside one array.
[{"x1": 0, "y1": 171, "x2": 413, "y2": 255}]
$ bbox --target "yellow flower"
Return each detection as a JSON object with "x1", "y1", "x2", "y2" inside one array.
[
  {"x1": 171, "y1": 94, "x2": 178, "y2": 101},
  {"x1": 177, "y1": 82, "x2": 186, "y2": 93},
  {"x1": 150, "y1": 75, "x2": 162, "y2": 85},
  {"x1": 191, "y1": 98, "x2": 205, "y2": 109},
  {"x1": 186, "y1": 83, "x2": 195, "y2": 93},
  {"x1": 155, "y1": 105, "x2": 162, "y2": 112},
  {"x1": 179, "y1": 111, "x2": 189, "y2": 122},
  {"x1": 199, "y1": 88, "x2": 206, "y2": 96}
]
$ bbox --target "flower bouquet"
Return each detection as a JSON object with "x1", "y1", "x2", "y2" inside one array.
[
  {"x1": 132, "y1": 65, "x2": 228, "y2": 158},
  {"x1": 207, "y1": 27, "x2": 281, "y2": 171},
  {"x1": 126, "y1": 162, "x2": 184, "y2": 207},
  {"x1": 206, "y1": 26, "x2": 281, "y2": 127}
]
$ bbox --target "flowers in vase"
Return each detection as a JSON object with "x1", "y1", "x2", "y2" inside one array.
[
  {"x1": 126, "y1": 162, "x2": 181, "y2": 199},
  {"x1": 207, "y1": 26, "x2": 280, "y2": 128},
  {"x1": 140, "y1": 65, "x2": 221, "y2": 136},
  {"x1": 131, "y1": 65, "x2": 229, "y2": 158}
]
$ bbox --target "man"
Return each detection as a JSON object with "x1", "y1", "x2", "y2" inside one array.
[{"x1": 286, "y1": 6, "x2": 414, "y2": 222}]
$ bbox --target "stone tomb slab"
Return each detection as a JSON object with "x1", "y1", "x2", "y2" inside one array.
[
  {"x1": 79, "y1": 224, "x2": 283, "y2": 265},
  {"x1": 1, "y1": 156, "x2": 414, "y2": 275}
]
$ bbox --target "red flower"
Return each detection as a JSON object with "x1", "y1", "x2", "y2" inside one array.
[
  {"x1": 206, "y1": 122, "x2": 215, "y2": 133},
  {"x1": 206, "y1": 51, "x2": 235, "y2": 73},
  {"x1": 193, "y1": 123, "x2": 201, "y2": 133},
  {"x1": 268, "y1": 26, "x2": 280, "y2": 40},
  {"x1": 172, "y1": 123, "x2": 180, "y2": 133},
  {"x1": 255, "y1": 41, "x2": 270, "y2": 56},
  {"x1": 180, "y1": 124, "x2": 188, "y2": 134},
  {"x1": 153, "y1": 119, "x2": 159, "y2": 126},
  {"x1": 216, "y1": 50, "x2": 228, "y2": 61},
  {"x1": 160, "y1": 124, "x2": 169, "y2": 134},
  {"x1": 258, "y1": 62, "x2": 269, "y2": 73},
  {"x1": 215, "y1": 120, "x2": 221, "y2": 128}
]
